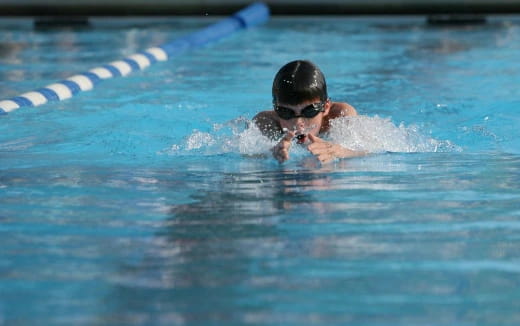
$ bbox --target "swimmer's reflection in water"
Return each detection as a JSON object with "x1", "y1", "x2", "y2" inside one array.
[
  {"x1": 102, "y1": 160, "x2": 356, "y2": 322},
  {"x1": 254, "y1": 60, "x2": 366, "y2": 163}
]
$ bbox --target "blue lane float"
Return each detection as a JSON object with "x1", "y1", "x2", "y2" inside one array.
[{"x1": 0, "y1": 2, "x2": 270, "y2": 114}]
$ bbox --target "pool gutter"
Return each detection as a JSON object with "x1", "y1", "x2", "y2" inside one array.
[{"x1": 2, "y1": 0, "x2": 520, "y2": 16}]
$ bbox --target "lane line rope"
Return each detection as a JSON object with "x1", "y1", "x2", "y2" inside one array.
[{"x1": 0, "y1": 2, "x2": 270, "y2": 114}]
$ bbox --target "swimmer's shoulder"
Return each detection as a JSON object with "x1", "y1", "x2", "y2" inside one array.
[
  {"x1": 253, "y1": 110, "x2": 282, "y2": 139},
  {"x1": 329, "y1": 101, "x2": 358, "y2": 118}
]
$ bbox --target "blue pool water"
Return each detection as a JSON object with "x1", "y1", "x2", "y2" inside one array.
[{"x1": 1, "y1": 15, "x2": 520, "y2": 325}]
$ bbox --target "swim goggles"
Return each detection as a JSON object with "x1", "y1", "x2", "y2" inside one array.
[{"x1": 274, "y1": 102, "x2": 326, "y2": 120}]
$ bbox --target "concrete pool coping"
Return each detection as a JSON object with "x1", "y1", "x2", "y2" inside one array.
[{"x1": 2, "y1": 0, "x2": 520, "y2": 16}]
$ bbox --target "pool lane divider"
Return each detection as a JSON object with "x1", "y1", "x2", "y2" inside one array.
[{"x1": 0, "y1": 2, "x2": 269, "y2": 115}]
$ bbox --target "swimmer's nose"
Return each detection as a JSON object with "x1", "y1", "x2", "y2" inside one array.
[{"x1": 295, "y1": 117, "x2": 306, "y2": 129}]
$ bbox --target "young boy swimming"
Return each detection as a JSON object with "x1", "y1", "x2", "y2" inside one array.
[{"x1": 253, "y1": 60, "x2": 365, "y2": 163}]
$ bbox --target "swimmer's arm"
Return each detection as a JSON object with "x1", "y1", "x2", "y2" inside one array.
[{"x1": 307, "y1": 134, "x2": 366, "y2": 163}]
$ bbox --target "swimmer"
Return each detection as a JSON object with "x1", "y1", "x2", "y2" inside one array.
[{"x1": 253, "y1": 60, "x2": 365, "y2": 163}]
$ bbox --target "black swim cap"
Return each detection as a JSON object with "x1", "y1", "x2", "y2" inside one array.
[{"x1": 272, "y1": 60, "x2": 328, "y2": 105}]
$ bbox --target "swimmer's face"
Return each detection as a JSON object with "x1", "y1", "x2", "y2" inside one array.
[{"x1": 274, "y1": 98, "x2": 330, "y2": 136}]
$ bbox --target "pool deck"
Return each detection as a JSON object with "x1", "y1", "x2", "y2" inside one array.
[{"x1": 1, "y1": 0, "x2": 520, "y2": 16}]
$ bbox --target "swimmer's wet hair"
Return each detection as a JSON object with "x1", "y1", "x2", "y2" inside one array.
[{"x1": 272, "y1": 60, "x2": 328, "y2": 105}]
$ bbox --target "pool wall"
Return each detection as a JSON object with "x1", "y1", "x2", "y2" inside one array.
[{"x1": 1, "y1": 0, "x2": 520, "y2": 15}]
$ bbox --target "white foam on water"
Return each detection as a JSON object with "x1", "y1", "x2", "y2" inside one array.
[
  {"x1": 165, "y1": 115, "x2": 460, "y2": 157},
  {"x1": 185, "y1": 131, "x2": 216, "y2": 150},
  {"x1": 237, "y1": 124, "x2": 277, "y2": 156},
  {"x1": 165, "y1": 117, "x2": 275, "y2": 156},
  {"x1": 328, "y1": 116, "x2": 461, "y2": 153}
]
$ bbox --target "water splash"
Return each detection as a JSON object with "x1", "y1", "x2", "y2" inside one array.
[
  {"x1": 165, "y1": 115, "x2": 460, "y2": 157},
  {"x1": 164, "y1": 117, "x2": 276, "y2": 156},
  {"x1": 329, "y1": 116, "x2": 461, "y2": 153},
  {"x1": 185, "y1": 131, "x2": 216, "y2": 150},
  {"x1": 237, "y1": 124, "x2": 277, "y2": 155}
]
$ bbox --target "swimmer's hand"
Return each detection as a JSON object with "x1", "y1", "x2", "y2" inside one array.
[
  {"x1": 307, "y1": 134, "x2": 366, "y2": 163},
  {"x1": 272, "y1": 130, "x2": 294, "y2": 163}
]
